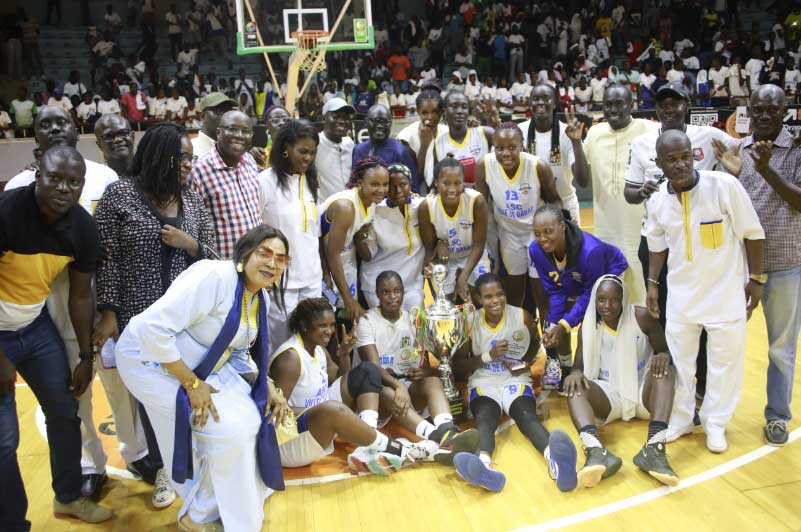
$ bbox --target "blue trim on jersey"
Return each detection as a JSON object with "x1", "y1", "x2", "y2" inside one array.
[
  {"x1": 297, "y1": 410, "x2": 310, "y2": 434},
  {"x1": 320, "y1": 212, "x2": 332, "y2": 238}
]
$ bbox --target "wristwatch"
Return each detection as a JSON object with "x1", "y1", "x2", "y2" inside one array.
[
  {"x1": 78, "y1": 351, "x2": 95, "y2": 363},
  {"x1": 749, "y1": 273, "x2": 768, "y2": 285}
]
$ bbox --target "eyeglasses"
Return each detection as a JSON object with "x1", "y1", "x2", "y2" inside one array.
[
  {"x1": 254, "y1": 248, "x2": 291, "y2": 268},
  {"x1": 180, "y1": 153, "x2": 198, "y2": 164},
  {"x1": 100, "y1": 129, "x2": 132, "y2": 142},
  {"x1": 220, "y1": 126, "x2": 254, "y2": 137}
]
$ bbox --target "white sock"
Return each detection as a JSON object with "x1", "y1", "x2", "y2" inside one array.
[
  {"x1": 647, "y1": 429, "x2": 668, "y2": 446},
  {"x1": 579, "y1": 431, "x2": 603, "y2": 449},
  {"x1": 479, "y1": 452, "x2": 492, "y2": 467},
  {"x1": 415, "y1": 420, "x2": 436, "y2": 439},
  {"x1": 543, "y1": 445, "x2": 550, "y2": 462},
  {"x1": 359, "y1": 409, "x2": 379, "y2": 429},
  {"x1": 368, "y1": 430, "x2": 389, "y2": 452},
  {"x1": 433, "y1": 413, "x2": 453, "y2": 427}
]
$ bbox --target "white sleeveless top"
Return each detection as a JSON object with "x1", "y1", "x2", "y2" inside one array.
[
  {"x1": 596, "y1": 317, "x2": 652, "y2": 384},
  {"x1": 426, "y1": 188, "x2": 482, "y2": 262},
  {"x1": 270, "y1": 334, "x2": 330, "y2": 415},
  {"x1": 354, "y1": 307, "x2": 422, "y2": 376},
  {"x1": 426, "y1": 127, "x2": 491, "y2": 186},
  {"x1": 320, "y1": 188, "x2": 376, "y2": 306},
  {"x1": 469, "y1": 305, "x2": 532, "y2": 386},
  {"x1": 360, "y1": 197, "x2": 425, "y2": 296},
  {"x1": 484, "y1": 152, "x2": 542, "y2": 236}
]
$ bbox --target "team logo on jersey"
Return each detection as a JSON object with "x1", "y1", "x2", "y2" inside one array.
[
  {"x1": 459, "y1": 220, "x2": 472, "y2": 231},
  {"x1": 400, "y1": 349, "x2": 412, "y2": 361},
  {"x1": 693, "y1": 147, "x2": 704, "y2": 161},
  {"x1": 512, "y1": 329, "x2": 526, "y2": 342},
  {"x1": 518, "y1": 183, "x2": 532, "y2": 196},
  {"x1": 470, "y1": 146, "x2": 483, "y2": 156},
  {"x1": 571, "y1": 272, "x2": 583, "y2": 282},
  {"x1": 401, "y1": 336, "x2": 411, "y2": 348}
]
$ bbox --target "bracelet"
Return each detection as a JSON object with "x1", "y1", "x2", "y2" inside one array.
[
  {"x1": 647, "y1": 278, "x2": 660, "y2": 285},
  {"x1": 78, "y1": 351, "x2": 95, "y2": 363},
  {"x1": 182, "y1": 377, "x2": 200, "y2": 390},
  {"x1": 481, "y1": 351, "x2": 493, "y2": 364}
]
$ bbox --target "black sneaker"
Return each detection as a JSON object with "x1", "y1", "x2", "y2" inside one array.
[
  {"x1": 633, "y1": 442, "x2": 679, "y2": 487},
  {"x1": 127, "y1": 456, "x2": 159, "y2": 485},
  {"x1": 576, "y1": 447, "x2": 622, "y2": 488},
  {"x1": 435, "y1": 427, "x2": 480, "y2": 466},
  {"x1": 764, "y1": 420, "x2": 789, "y2": 447}
]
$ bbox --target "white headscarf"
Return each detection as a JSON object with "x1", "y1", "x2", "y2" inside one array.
[{"x1": 580, "y1": 275, "x2": 640, "y2": 421}]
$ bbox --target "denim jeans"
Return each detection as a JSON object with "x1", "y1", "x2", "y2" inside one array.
[
  {"x1": 0, "y1": 311, "x2": 82, "y2": 531},
  {"x1": 763, "y1": 265, "x2": 801, "y2": 422}
]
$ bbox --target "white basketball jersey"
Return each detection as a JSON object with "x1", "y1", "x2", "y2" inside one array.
[
  {"x1": 356, "y1": 307, "x2": 422, "y2": 376},
  {"x1": 360, "y1": 197, "x2": 425, "y2": 296},
  {"x1": 320, "y1": 188, "x2": 376, "y2": 305},
  {"x1": 484, "y1": 152, "x2": 541, "y2": 236},
  {"x1": 270, "y1": 334, "x2": 330, "y2": 414},
  {"x1": 426, "y1": 188, "x2": 482, "y2": 262},
  {"x1": 597, "y1": 307, "x2": 652, "y2": 384},
  {"x1": 433, "y1": 128, "x2": 491, "y2": 185},
  {"x1": 469, "y1": 305, "x2": 532, "y2": 386}
]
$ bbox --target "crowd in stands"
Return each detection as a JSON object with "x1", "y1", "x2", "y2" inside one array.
[{"x1": 1, "y1": 1, "x2": 801, "y2": 139}]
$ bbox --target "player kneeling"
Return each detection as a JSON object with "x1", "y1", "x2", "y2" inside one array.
[
  {"x1": 452, "y1": 273, "x2": 578, "y2": 492},
  {"x1": 355, "y1": 271, "x2": 480, "y2": 465},
  {"x1": 269, "y1": 298, "x2": 430, "y2": 477},
  {"x1": 566, "y1": 275, "x2": 679, "y2": 488}
]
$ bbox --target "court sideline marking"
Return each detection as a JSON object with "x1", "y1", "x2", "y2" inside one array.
[{"x1": 509, "y1": 427, "x2": 801, "y2": 532}]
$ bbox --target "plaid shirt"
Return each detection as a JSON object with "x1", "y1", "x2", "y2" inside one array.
[
  {"x1": 190, "y1": 146, "x2": 261, "y2": 259},
  {"x1": 739, "y1": 128, "x2": 801, "y2": 272}
]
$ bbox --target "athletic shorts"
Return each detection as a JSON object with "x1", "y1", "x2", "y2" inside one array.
[
  {"x1": 443, "y1": 251, "x2": 492, "y2": 294},
  {"x1": 469, "y1": 382, "x2": 534, "y2": 416},
  {"x1": 498, "y1": 229, "x2": 534, "y2": 277},
  {"x1": 593, "y1": 378, "x2": 650, "y2": 424},
  {"x1": 279, "y1": 409, "x2": 335, "y2": 468}
]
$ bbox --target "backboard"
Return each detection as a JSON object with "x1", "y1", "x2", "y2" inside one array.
[{"x1": 235, "y1": 0, "x2": 374, "y2": 55}]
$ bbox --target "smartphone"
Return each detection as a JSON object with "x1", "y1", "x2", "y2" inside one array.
[{"x1": 509, "y1": 361, "x2": 527, "y2": 372}]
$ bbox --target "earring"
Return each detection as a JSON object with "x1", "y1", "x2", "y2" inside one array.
[
  {"x1": 236, "y1": 262, "x2": 244, "y2": 272},
  {"x1": 282, "y1": 150, "x2": 289, "y2": 158}
]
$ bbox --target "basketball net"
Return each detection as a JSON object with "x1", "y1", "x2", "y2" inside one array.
[{"x1": 291, "y1": 30, "x2": 328, "y2": 72}]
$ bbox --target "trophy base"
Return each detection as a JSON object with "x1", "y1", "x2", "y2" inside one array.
[{"x1": 447, "y1": 394, "x2": 468, "y2": 424}]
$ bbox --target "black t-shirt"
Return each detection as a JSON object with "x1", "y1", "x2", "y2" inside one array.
[{"x1": 0, "y1": 183, "x2": 99, "y2": 329}]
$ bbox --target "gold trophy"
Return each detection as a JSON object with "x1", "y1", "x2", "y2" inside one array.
[{"x1": 409, "y1": 264, "x2": 473, "y2": 422}]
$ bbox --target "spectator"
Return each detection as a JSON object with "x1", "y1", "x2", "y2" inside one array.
[
  {"x1": 354, "y1": 81, "x2": 375, "y2": 115},
  {"x1": 148, "y1": 86, "x2": 168, "y2": 121},
  {"x1": 590, "y1": 70, "x2": 608, "y2": 109},
  {"x1": 744, "y1": 48, "x2": 765, "y2": 93},
  {"x1": 192, "y1": 92, "x2": 237, "y2": 157},
  {"x1": 574, "y1": 77, "x2": 592, "y2": 112},
  {"x1": 120, "y1": 84, "x2": 148, "y2": 127},
  {"x1": 709, "y1": 56, "x2": 730, "y2": 106},
  {"x1": 387, "y1": 48, "x2": 412, "y2": 92},
  {"x1": 354, "y1": 104, "x2": 418, "y2": 185},
  {"x1": 728, "y1": 56, "x2": 748, "y2": 105},
  {"x1": 510, "y1": 72, "x2": 531, "y2": 113},
  {"x1": 63, "y1": 71, "x2": 88, "y2": 100},
  {"x1": 76, "y1": 92, "x2": 99, "y2": 130},
  {"x1": 19, "y1": 9, "x2": 42, "y2": 76},
  {"x1": 0, "y1": 102, "x2": 14, "y2": 139},
  {"x1": 489, "y1": 31, "x2": 509, "y2": 81},
  {"x1": 464, "y1": 70, "x2": 482, "y2": 102},
  {"x1": 165, "y1": 4, "x2": 183, "y2": 61},
  {"x1": 104, "y1": 4, "x2": 122, "y2": 33},
  {"x1": 10, "y1": 86, "x2": 37, "y2": 137},
  {"x1": 187, "y1": 2, "x2": 203, "y2": 47},
  {"x1": 207, "y1": 8, "x2": 226, "y2": 54},
  {"x1": 185, "y1": 99, "x2": 203, "y2": 129},
  {"x1": 389, "y1": 86, "x2": 407, "y2": 117},
  {"x1": 316, "y1": 98, "x2": 355, "y2": 202},
  {"x1": 165, "y1": 87, "x2": 189, "y2": 123},
  {"x1": 48, "y1": 88, "x2": 74, "y2": 118},
  {"x1": 97, "y1": 88, "x2": 121, "y2": 116},
  {"x1": 666, "y1": 61, "x2": 685, "y2": 83}
]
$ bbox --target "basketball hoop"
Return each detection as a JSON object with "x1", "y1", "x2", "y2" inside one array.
[{"x1": 290, "y1": 30, "x2": 329, "y2": 72}]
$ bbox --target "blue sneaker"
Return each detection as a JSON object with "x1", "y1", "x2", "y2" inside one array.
[
  {"x1": 546, "y1": 430, "x2": 578, "y2": 492},
  {"x1": 453, "y1": 453, "x2": 506, "y2": 492}
]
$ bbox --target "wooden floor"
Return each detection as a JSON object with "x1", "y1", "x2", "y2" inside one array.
[{"x1": 16, "y1": 208, "x2": 801, "y2": 531}]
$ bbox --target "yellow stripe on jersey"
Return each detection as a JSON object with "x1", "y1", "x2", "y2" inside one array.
[
  {"x1": 448, "y1": 130, "x2": 469, "y2": 149},
  {"x1": 601, "y1": 321, "x2": 618, "y2": 335},
  {"x1": 0, "y1": 251, "x2": 73, "y2": 305},
  {"x1": 501, "y1": 154, "x2": 523, "y2": 185},
  {"x1": 403, "y1": 203, "x2": 414, "y2": 255},
  {"x1": 356, "y1": 190, "x2": 370, "y2": 219},
  {"x1": 300, "y1": 174, "x2": 309, "y2": 233},
  {"x1": 481, "y1": 308, "x2": 506, "y2": 334},
  {"x1": 438, "y1": 193, "x2": 463, "y2": 222},
  {"x1": 680, "y1": 191, "x2": 692, "y2": 261}
]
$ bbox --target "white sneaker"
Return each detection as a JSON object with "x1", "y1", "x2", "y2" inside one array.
[
  {"x1": 665, "y1": 424, "x2": 696, "y2": 443},
  {"x1": 706, "y1": 433, "x2": 728, "y2": 453},
  {"x1": 396, "y1": 438, "x2": 440, "y2": 462},
  {"x1": 152, "y1": 468, "x2": 177, "y2": 509},
  {"x1": 347, "y1": 446, "x2": 404, "y2": 477}
]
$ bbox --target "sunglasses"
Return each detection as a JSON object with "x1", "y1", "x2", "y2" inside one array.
[{"x1": 253, "y1": 247, "x2": 291, "y2": 268}]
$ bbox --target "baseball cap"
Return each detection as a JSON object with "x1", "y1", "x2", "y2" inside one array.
[
  {"x1": 656, "y1": 82, "x2": 689, "y2": 101},
  {"x1": 199, "y1": 92, "x2": 236, "y2": 111},
  {"x1": 773, "y1": 23, "x2": 783, "y2": 31},
  {"x1": 322, "y1": 97, "x2": 355, "y2": 115}
]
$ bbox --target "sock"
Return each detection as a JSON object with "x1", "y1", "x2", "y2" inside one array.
[
  {"x1": 415, "y1": 420, "x2": 436, "y2": 439},
  {"x1": 479, "y1": 452, "x2": 492, "y2": 468},
  {"x1": 359, "y1": 409, "x2": 379, "y2": 429},
  {"x1": 579, "y1": 425, "x2": 603, "y2": 449},
  {"x1": 433, "y1": 413, "x2": 453, "y2": 427},
  {"x1": 368, "y1": 430, "x2": 389, "y2": 452},
  {"x1": 647, "y1": 421, "x2": 669, "y2": 445},
  {"x1": 543, "y1": 445, "x2": 550, "y2": 461}
]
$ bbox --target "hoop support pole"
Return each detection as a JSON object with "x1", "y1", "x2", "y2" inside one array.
[
  {"x1": 296, "y1": 0, "x2": 352, "y2": 102},
  {"x1": 243, "y1": 0, "x2": 283, "y2": 100}
]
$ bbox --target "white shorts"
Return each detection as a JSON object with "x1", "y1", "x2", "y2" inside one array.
[
  {"x1": 468, "y1": 380, "x2": 534, "y2": 416},
  {"x1": 279, "y1": 411, "x2": 335, "y2": 468},
  {"x1": 593, "y1": 378, "x2": 650, "y2": 424},
  {"x1": 498, "y1": 229, "x2": 534, "y2": 276},
  {"x1": 443, "y1": 250, "x2": 492, "y2": 294}
]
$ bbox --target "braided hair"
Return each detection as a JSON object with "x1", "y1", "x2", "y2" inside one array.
[
  {"x1": 131, "y1": 123, "x2": 186, "y2": 206},
  {"x1": 526, "y1": 83, "x2": 562, "y2": 165},
  {"x1": 348, "y1": 156, "x2": 388, "y2": 187},
  {"x1": 288, "y1": 297, "x2": 335, "y2": 334},
  {"x1": 269, "y1": 119, "x2": 321, "y2": 203},
  {"x1": 415, "y1": 86, "x2": 444, "y2": 111},
  {"x1": 431, "y1": 155, "x2": 465, "y2": 193}
]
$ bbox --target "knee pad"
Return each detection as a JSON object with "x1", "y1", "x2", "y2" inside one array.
[{"x1": 347, "y1": 362, "x2": 383, "y2": 398}]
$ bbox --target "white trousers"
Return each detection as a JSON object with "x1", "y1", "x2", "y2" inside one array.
[
  {"x1": 665, "y1": 319, "x2": 746, "y2": 436},
  {"x1": 268, "y1": 283, "x2": 322, "y2": 353},
  {"x1": 117, "y1": 351, "x2": 271, "y2": 530}
]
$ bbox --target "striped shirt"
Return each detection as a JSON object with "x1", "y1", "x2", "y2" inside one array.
[
  {"x1": 738, "y1": 129, "x2": 801, "y2": 273},
  {"x1": 190, "y1": 146, "x2": 261, "y2": 260}
]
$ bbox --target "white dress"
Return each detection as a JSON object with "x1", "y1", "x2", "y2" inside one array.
[
  {"x1": 360, "y1": 197, "x2": 425, "y2": 310},
  {"x1": 116, "y1": 260, "x2": 270, "y2": 531}
]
